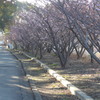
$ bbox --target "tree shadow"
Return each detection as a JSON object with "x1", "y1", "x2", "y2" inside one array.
[{"x1": 0, "y1": 50, "x2": 34, "y2": 100}]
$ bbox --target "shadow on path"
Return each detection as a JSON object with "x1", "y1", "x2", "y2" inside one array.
[{"x1": 0, "y1": 48, "x2": 34, "y2": 100}]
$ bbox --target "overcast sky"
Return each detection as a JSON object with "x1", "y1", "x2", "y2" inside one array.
[
  {"x1": 17, "y1": 0, "x2": 34, "y2": 3},
  {"x1": 17, "y1": 0, "x2": 93, "y2": 5},
  {"x1": 17, "y1": 0, "x2": 47, "y2": 7}
]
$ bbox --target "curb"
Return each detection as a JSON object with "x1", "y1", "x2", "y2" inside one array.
[
  {"x1": 21, "y1": 51, "x2": 94, "y2": 100},
  {"x1": 10, "y1": 51, "x2": 43, "y2": 100}
]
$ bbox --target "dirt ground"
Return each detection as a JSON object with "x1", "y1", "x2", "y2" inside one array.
[
  {"x1": 39, "y1": 53, "x2": 100, "y2": 100},
  {"x1": 13, "y1": 51, "x2": 80, "y2": 100},
  {"x1": 23, "y1": 51, "x2": 100, "y2": 100}
]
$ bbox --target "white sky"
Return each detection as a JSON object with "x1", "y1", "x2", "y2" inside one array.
[
  {"x1": 17, "y1": 0, "x2": 93, "y2": 9},
  {"x1": 17, "y1": 0, "x2": 92, "y2": 5},
  {"x1": 17, "y1": 0, "x2": 35, "y2": 3},
  {"x1": 17, "y1": 0, "x2": 47, "y2": 7}
]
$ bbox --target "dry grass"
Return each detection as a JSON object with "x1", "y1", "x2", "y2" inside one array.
[
  {"x1": 40, "y1": 53, "x2": 100, "y2": 100},
  {"x1": 13, "y1": 51, "x2": 80, "y2": 100},
  {"x1": 13, "y1": 50, "x2": 100, "y2": 100}
]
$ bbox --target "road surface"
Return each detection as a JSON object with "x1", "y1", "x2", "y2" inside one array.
[{"x1": 0, "y1": 47, "x2": 34, "y2": 100}]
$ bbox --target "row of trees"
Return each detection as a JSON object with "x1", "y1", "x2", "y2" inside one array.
[{"x1": 10, "y1": 0, "x2": 100, "y2": 68}]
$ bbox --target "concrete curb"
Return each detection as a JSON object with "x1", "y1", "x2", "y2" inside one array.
[
  {"x1": 11, "y1": 51, "x2": 43, "y2": 100},
  {"x1": 21, "y1": 51, "x2": 94, "y2": 100},
  {"x1": 27, "y1": 75, "x2": 43, "y2": 100}
]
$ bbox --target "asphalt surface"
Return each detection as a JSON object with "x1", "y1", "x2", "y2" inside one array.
[{"x1": 0, "y1": 47, "x2": 34, "y2": 100}]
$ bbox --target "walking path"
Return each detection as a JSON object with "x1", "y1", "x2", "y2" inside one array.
[{"x1": 0, "y1": 47, "x2": 34, "y2": 100}]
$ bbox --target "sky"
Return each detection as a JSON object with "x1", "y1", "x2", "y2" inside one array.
[
  {"x1": 17, "y1": 0, "x2": 92, "y2": 5},
  {"x1": 17, "y1": 0, "x2": 35, "y2": 3},
  {"x1": 17, "y1": 0, "x2": 47, "y2": 7}
]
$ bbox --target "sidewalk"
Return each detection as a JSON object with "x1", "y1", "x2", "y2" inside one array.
[{"x1": 0, "y1": 47, "x2": 34, "y2": 100}]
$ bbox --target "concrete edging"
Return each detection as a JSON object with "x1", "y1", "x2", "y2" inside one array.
[
  {"x1": 27, "y1": 75, "x2": 43, "y2": 100},
  {"x1": 11, "y1": 51, "x2": 43, "y2": 100},
  {"x1": 21, "y1": 51, "x2": 94, "y2": 100}
]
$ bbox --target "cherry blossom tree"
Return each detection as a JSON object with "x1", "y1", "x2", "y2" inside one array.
[
  {"x1": 49, "y1": 0, "x2": 100, "y2": 64},
  {"x1": 10, "y1": 0, "x2": 100, "y2": 68}
]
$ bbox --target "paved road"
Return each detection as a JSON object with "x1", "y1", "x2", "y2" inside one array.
[{"x1": 0, "y1": 47, "x2": 34, "y2": 100}]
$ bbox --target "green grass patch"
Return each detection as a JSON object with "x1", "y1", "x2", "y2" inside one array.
[{"x1": 50, "y1": 63, "x2": 58, "y2": 66}]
